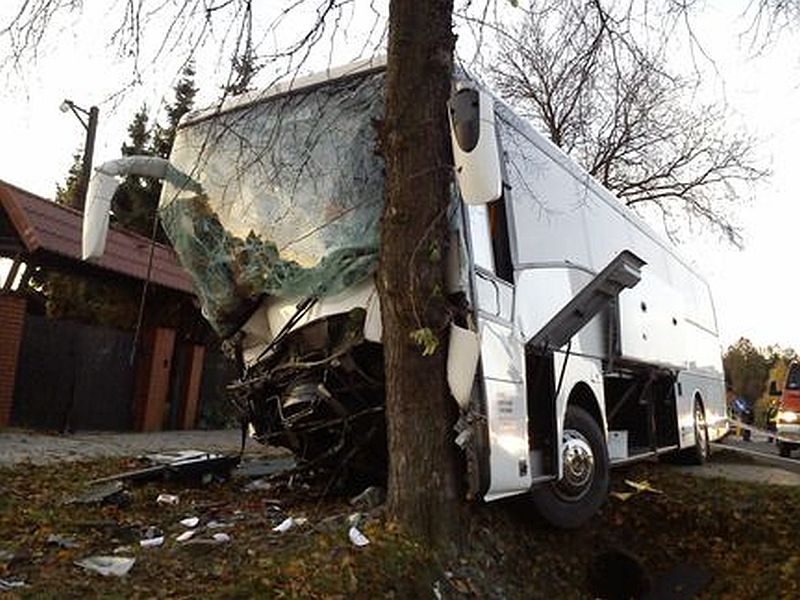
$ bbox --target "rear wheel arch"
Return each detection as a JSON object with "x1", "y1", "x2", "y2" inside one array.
[{"x1": 678, "y1": 393, "x2": 709, "y2": 465}]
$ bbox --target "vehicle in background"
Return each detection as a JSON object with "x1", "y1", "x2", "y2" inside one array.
[
  {"x1": 774, "y1": 362, "x2": 800, "y2": 457},
  {"x1": 82, "y1": 58, "x2": 727, "y2": 528},
  {"x1": 730, "y1": 395, "x2": 754, "y2": 441}
]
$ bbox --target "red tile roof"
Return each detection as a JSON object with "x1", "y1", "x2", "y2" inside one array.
[{"x1": 0, "y1": 179, "x2": 194, "y2": 294}]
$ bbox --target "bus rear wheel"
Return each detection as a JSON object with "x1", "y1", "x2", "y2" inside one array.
[
  {"x1": 531, "y1": 405, "x2": 609, "y2": 529},
  {"x1": 678, "y1": 398, "x2": 709, "y2": 465}
]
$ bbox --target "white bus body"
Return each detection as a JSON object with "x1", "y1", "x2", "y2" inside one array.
[{"x1": 82, "y1": 58, "x2": 726, "y2": 528}]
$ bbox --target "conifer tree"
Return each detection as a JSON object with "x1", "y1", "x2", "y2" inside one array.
[
  {"x1": 113, "y1": 65, "x2": 198, "y2": 239},
  {"x1": 152, "y1": 64, "x2": 198, "y2": 159},
  {"x1": 112, "y1": 104, "x2": 160, "y2": 236},
  {"x1": 54, "y1": 151, "x2": 84, "y2": 209}
]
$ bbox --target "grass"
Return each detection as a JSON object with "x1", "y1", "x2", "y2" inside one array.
[{"x1": 1, "y1": 454, "x2": 799, "y2": 598}]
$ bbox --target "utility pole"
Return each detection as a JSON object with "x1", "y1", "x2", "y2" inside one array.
[{"x1": 60, "y1": 99, "x2": 99, "y2": 212}]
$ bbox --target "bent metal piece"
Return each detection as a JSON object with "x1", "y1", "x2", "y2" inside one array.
[{"x1": 526, "y1": 250, "x2": 646, "y2": 353}]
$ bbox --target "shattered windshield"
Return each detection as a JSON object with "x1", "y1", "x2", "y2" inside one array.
[{"x1": 158, "y1": 72, "x2": 385, "y2": 337}]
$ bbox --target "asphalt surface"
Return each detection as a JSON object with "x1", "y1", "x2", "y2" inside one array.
[
  {"x1": 679, "y1": 431, "x2": 800, "y2": 486},
  {"x1": 0, "y1": 429, "x2": 275, "y2": 466},
  {"x1": 716, "y1": 430, "x2": 800, "y2": 467}
]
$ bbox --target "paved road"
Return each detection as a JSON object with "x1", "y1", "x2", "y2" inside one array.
[
  {"x1": 0, "y1": 429, "x2": 274, "y2": 466},
  {"x1": 718, "y1": 431, "x2": 800, "y2": 465},
  {"x1": 674, "y1": 432, "x2": 800, "y2": 486}
]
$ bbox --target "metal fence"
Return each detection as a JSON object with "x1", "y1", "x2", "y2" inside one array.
[{"x1": 12, "y1": 315, "x2": 136, "y2": 431}]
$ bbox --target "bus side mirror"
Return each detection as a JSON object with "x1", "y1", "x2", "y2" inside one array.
[
  {"x1": 448, "y1": 86, "x2": 502, "y2": 206},
  {"x1": 770, "y1": 381, "x2": 782, "y2": 397},
  {"x1": 82, "y1": 171, "x2": 115, "y2": 259}
]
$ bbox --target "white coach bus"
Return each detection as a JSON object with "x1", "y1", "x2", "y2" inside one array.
[{"x1": 83, "y1": 57, "x2": 727, "y2": 528}]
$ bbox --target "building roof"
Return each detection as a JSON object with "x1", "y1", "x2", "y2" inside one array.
[{"x1": 0, "y1": 179, "x2": 194, "y2": 294}]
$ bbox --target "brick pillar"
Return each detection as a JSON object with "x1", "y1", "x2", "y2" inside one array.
[
  {"x1": 177, "y1": 344, "x2": 206, "y2": 430},
  {"x1": 133, "y1": 327, "x2": 176, "y2": 432},
  {"x1": 0, "y1": 294, "x2": 26, "y2": 427}
]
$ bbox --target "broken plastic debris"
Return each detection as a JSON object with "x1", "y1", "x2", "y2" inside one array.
[
  {"x1": 89, "y1": 453, "x2": 238, "y2": 485},
  {"x1": 207, "y1": 520, "x2": 231, "y2": 529},
  {"x1": 272, "y1": 517, "x2": 296, "y2": 533},
  {"x1": 236, "y1": 456, "x2": 296, "y2": 479},
  {"x1": 157, "y1": 493, "x2": 179, "y2": 505},
  {"x1": 243, "y1": 478, "x2": 273, "y2": 492},
  {"x1": 348, "y1": 526, "x2": 370, "y2": 547},
  {"x1": 454, "y1": 428, "x2": 472, "y2": 448},
  {"x1": 433, "y1": 580, "x2": 443, "y2": 600},
  {"x1": 349, "y1": 486, "x2": 386, "y2": 510},
  {"x1": 144, "y1": 450, "x2": 220, "y2": 464},
  {"x1": 67, "y1": 481, "x2": 129, "y2": 506},
  {"x1": 139, "y1": 536, "x2": 165, "y2": 548},
  {"x1": 176, "y1": 530, "x2": 195, "y2": 542},
  {"x1": 624, "y1": 479, "x2": 663, "y2": 495},
  {"x1": 212, "y1": 533, "x2": 231, "y2": 544},
  {"x1": 47, "y1": 534, "x2": 79, "y2": 549},
  {"x1": 180, "y1": 517, "x2": 199, "y2": 528},
  {"x1": 75, "y1": 556, "x2": 135, "y2": 577}
]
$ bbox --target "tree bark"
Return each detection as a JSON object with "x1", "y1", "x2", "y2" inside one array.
[{"x1": 378, "y1": 0, "x2": 461, "y2": 548}]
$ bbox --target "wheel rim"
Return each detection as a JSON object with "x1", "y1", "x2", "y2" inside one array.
[
  {"x1": 695, "y1": 404, "x2": 708, "y2": 459},
  {"x1": 554, "y1": 430, "x2": 595, "y2": 502}
]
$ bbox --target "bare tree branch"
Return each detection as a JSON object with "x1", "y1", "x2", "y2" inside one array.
[{"x1": 490, "y1": 0, "x2": 768, "y2": 246}]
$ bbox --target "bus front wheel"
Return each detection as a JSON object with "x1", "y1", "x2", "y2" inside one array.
[{"x1": 531, "y1": 405, "x2": 609, "y2": 529}]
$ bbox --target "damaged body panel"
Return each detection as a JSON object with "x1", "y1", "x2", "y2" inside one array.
[{"x1": 157, "y1": 67, "x2": 390, "y2": 475}]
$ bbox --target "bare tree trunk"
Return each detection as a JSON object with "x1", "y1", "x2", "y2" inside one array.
[{"x1": 378, "y1": 0, "x2": 461, "y2": 547}]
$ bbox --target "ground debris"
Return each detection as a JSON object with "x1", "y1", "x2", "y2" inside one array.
[
  {"x1": 156, "y1": 493, "x2": 180, "y2": 505},
  {"x1": 179, "y1": 517, "x2": 199, "y2": 528},
  {"x1": 46, "y1": 534, "x2": 79, "y2": 549},
  {"x1": 349, "y1": 486, "x2": 385, "y2": 511},
  {"x1": 235, "y1": 456, "x2": 296, "y2": 479},
  {"x1": 74, "y1": 555, "x2": 135, "y2": 577},
  {"x1": 3, "y1": 456, "x2": 800, "y2": 597},
  {"x1": 89, "y1": 451, "x2": 240, "y2": 485},
  {"x1": 0, "y1": 577, "x2": 28, "y2": 591},
  {"x1": 348, "y1": 526, "x2": 370, "y2": 547},
  {"x1": 65, "y1": 481, "x2": 129, "y2": 507}
]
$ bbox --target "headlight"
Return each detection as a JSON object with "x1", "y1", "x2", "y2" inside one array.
[{"x1": 778, "y1": 411, "x2": 798, "y2": 424}]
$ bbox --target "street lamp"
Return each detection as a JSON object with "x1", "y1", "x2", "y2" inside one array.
[{"x1": 60, "y1": 99, "x2": 99, "y2": 212}]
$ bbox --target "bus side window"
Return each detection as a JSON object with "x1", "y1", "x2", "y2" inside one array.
[{"x1": 487, "y1": 197, "x2": 513, "y2": 284}]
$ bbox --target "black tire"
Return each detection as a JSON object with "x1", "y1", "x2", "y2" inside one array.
[
  {"x1": 531, "y1": 405, "x2": 609, "y2": 529},
  {"x1": 778, "y1": 442, "x2": 791, "y2": 458},
  {"x1": 678, "y1": 398, "x2": 709, "y2": 465}
]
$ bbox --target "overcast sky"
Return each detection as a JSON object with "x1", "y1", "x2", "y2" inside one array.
[{"x1": 0, "y1": 1, "x2": 797, "y2": 351}]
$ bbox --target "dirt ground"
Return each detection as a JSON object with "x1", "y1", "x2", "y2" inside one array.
[{"x1": 2, "y1": 431, "x2": 800, "y2": 597}]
